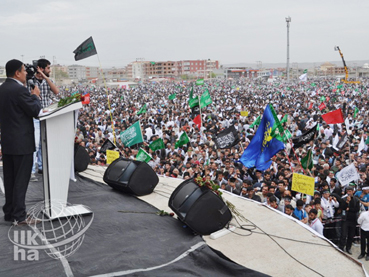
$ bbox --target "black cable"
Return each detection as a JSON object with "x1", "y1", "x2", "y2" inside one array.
[
  {"x1": 231, "y1": 211, "x2": 331, "y2": 246},
  {"x1": 152, "y1": 190, "x2": 171, "y2": 198},
  {"x1": 83, "y1": 168, "x2": 105, "y2": 175},
  {"x1": 235, "y1": 216, "x2": 324, "y2": 276},
  {"x1": 250, "y1": 230, "x2": 330, "y2": 247}
]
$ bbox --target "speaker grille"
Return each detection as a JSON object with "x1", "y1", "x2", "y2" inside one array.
[
  {"x1": 104, "y1": 158, "x2": 158, "y2": 196},
  {"x1": 169, "y1": 179, "x2": 232, "y2": 235}
]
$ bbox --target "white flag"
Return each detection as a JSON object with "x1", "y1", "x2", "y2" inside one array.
[
  {"x1": 299, "y1": 73, "x2": 307, "y2": 82},
  {"x1": 358, "y1": 135, "x2": 366, "y2": 155},
  {"x1": 333, "y1": 133, "x2": 339, "y2": 149},
  {"x1": 336, "y1": 163, "x2": 360, "y2": 187},
  {"x1": 299, "y1": 69, "x2": 308, "y2": 82}
]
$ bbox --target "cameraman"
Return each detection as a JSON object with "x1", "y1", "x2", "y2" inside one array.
[{"x1": 28, "y1": 59, "x2": 59, "y2": 180}]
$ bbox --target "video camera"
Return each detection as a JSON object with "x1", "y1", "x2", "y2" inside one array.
[
  {"x1": 25, "y1": 60, "x2": 38, "y2": 89},
  {"x1": 25, "y1": 60, "x2": 38, "y2": 81}
]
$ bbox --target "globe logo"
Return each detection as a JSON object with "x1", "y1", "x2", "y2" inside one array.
[{"x1": 8, "y1": 200, "x2": 94, "y2": 260}]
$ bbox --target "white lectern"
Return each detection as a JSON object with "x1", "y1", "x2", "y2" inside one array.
[{"x1": 39, "y1": 102, "x2": 91, "y2": 219}]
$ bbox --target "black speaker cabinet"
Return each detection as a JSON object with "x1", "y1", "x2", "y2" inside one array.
[
  {"x1": 74, "y1": 145, "x2": 90, "y2": 172},
  {"x1": 103, "y1": 157, "x2": 159, "y2": 196},
  {"x1": 169, "y1": 179, "x2": 232, "y2": 235}
]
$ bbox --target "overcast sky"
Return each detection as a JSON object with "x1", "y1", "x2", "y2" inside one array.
[{"x1": 0, "y1": 0, "x2": 368, "y2": 68}]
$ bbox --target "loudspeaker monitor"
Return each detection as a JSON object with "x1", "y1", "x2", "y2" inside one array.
[
  {"x1": 169, "y1": 179, "x2": 232, "y2": 235},
  {"x1": 103, "y1": 157, "x2": 158, "y2": 196},
  {"x1": 74, "y1": 145, "x2": 90, "y2": 172}
]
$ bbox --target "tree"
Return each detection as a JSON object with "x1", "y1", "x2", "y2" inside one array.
[{"x1": 54, "y1": 68, "x2": 69, "y2": 80}]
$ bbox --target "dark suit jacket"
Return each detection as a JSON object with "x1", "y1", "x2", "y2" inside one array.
[{"x1": 0, "y1": 78, "x2": 41, "y2": 155}]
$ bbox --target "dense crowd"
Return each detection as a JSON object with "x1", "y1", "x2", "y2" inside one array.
[{"x1": 3, "y1": 76, "x2": 369, "y2": 257}]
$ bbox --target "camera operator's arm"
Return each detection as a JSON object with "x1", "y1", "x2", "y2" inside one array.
[{"x1": 37, "y1": 67, "x2": 59, "y2": 95}]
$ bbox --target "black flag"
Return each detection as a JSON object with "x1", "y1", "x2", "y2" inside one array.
[
  {"x1": 73, "y1": 36, "x2": 97, "y2": 61},
  {"x1": 214, "y1": 125, "x2": 240, "y2": 149},
  {"x1": 292, "y1": 126, "x2": 317, "y2": 148},
  {"x1": 334, "y1": 133, "x2": 348, "y2": 150},
  {"x1": 100, "y1": 139, "x2": 117, "y2": 154},
  {"x1": 191, "y1": 104, "x2": 200, "y2": 118}
]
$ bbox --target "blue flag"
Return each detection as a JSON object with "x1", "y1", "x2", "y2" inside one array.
[{"x1": 240, "y1": 105, "x2": 285, "y2": 170}]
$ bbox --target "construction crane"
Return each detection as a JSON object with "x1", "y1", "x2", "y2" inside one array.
[{"x1": 334, "y1": 46, "x2": 360, "y2": 84}]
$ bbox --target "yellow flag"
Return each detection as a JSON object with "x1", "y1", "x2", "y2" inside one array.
[
  {"x1": 240, "y1": 111, "x2": 249, "y2": 117},
  {"x1": 106, "y1": 150, "x2": 120, "y2": 164}
]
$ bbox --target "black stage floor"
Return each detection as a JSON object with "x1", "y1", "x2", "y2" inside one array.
[{"x1": 0, "y1": 169, "x2": 267, "y2": 276}]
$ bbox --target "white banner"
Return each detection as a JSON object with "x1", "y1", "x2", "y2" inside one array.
[{"x1": 336, "y1": 163, "x2": 360, "y2": 187}]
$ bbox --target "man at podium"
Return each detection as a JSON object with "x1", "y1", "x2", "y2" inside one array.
[{"x1": 0, "y1": 59, "x2": 41, "y2": 225}]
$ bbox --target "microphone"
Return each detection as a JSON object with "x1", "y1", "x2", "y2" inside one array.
[
  {"x1": 28, "y1": 79, "x2": 35, "y2": 90},
  {"x1": 28, "y1": 79, "x2": 41, "y2": 100}
]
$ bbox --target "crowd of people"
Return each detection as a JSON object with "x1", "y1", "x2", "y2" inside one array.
[{"x1": 2, "y1": 74, "x2": 369, "y2": 257}]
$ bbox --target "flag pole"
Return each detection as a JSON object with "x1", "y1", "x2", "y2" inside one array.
[
  {"x1": 305, "y1": 144, "x2": 314, "y2": 176},
  {"x1": 198, "y1": 95, "x2": 203, "y2": 141},
  {"x1": 97, "y1": 54, "x2": 116, "y2": 145},
  {"x1": 284, "y1": 149, "x2": 294, "y2": 173},
  {"x1": 290, "y1": 144, "x2": 308, "y2": 175}
]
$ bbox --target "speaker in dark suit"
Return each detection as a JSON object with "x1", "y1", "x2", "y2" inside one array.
[
  {"x1": 169, "y1": 179, "x2": 232, "y2": 235},
  {"x1": 103, "y1": 157, "x2": 159, "y2": 196},
  {"x1": 0, "y1": 60, "x2": 42, "y2": 223}
]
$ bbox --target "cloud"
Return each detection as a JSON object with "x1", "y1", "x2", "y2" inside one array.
[{"x1": 0, "y1": 0, "x2": 368, "y2": 67}]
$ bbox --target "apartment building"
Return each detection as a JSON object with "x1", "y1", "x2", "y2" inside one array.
[{"x1": 126, "y1": 59, "x2": 220, "y2": 79}]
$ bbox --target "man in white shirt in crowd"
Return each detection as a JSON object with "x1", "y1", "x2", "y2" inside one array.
[
  {"x1": 308, "y1": 209, "x2": 324, "y2": 236},
  {"x1": 321, "y1": 190, "x2": 339, "y2": 240},
  {"x1": 357, "y1": 208, "x2": 369, "y2": 260}
]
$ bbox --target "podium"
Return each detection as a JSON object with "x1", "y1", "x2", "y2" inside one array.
[{"x1": 39, "y1": 102, "x2": 92, "y2": 219}]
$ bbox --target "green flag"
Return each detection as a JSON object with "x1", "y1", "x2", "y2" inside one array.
[
  {"x1": 320, "y1": 96, "x2": 326, "y2": 102},
  {"x1": 269, "y1": 104, "x2": 284, "y2": 134},
  {"x1": 149, "y1": 138, "x2": 165, "y2": 151},
  {"x1": 136, "y1": 148, "x2": 152, "y2": 163},
  {"x1": 73, "y1": 36, "x2": 97, "y2": 61},
  {"x1": 269, "y1": 104, "x2": 286, "y2": 142},
  {"x1": 189, "y1": 97, "x2": 199, "y2": 108},
  {"x1": 280, "y1": 114, "x2": 288, "y2": 124},
  {"x1": 303, "y1": 69, "x2": 308, "y2": 74},
  {"x1": 354, "y1": 107, "x2": 359, "y2": 118},
  {"x1": 200, "y1": 89, "x2": 212, "y2": 108},
  {"x1": 169, "y1": 93, "x2": 176, "y2": 100},
  {"x1": 189, "y1": 86, "x2": 194, "y2": 99},
  {"x1": 282, "y1": 129, "x2": 292, "y2": 143},
  {"x1": 120, "y1": 121, "x2": 143, "y2": 147},
  {"x1": 250, "y1": 115, "x2": 261, "y2": 128},
  {"x1": 137, "y1": 104, "x2": 147, "y2": 115},
  {"x1": 175, "y1": 132, "x2": 190, "y2": 149},
  {"x1": 150, "y1": 61, "x2": 155, "y2": 65},
  {"x1": 196, "y1": 79, "x2": 204, "y2": 86},
  {"x1": 311, "y1": 83, "x2": 316, "y2": 87},
  {"x1": 301, "y1": 150, "x2": 313, "y2": 170}
]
